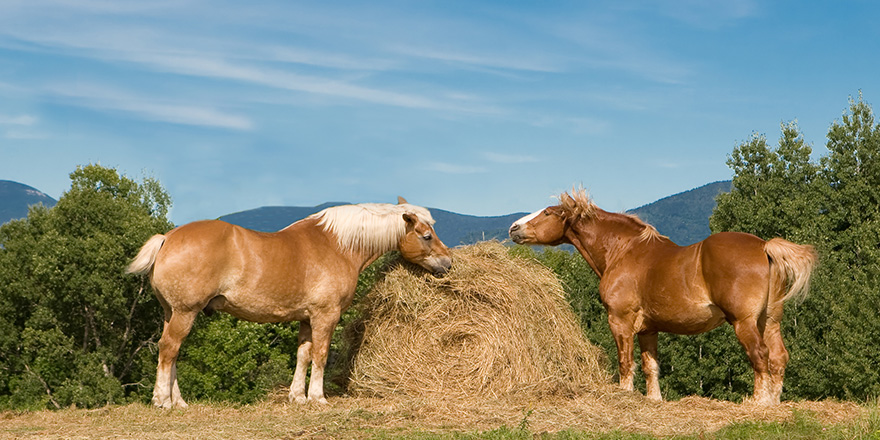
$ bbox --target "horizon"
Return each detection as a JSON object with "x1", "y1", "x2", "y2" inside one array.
[
  {"x1": 1, "y1": 1, "x2": 877, "y2": 224},
  {"x1": 1, "y1": 177, "x2": 731, "y2": 220}
]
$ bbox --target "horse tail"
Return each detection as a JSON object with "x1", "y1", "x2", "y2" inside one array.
[
  {"x1": 127, "y1": 234, "x2": 167, "y2": 275},
  {"x1": 764, "y1": 238, "x2": 818, "y2": 303}
]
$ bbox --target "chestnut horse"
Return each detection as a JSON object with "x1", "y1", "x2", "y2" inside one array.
[
  {"x1": 128, "y1": 198, "x2": 451, "y2": 408},
  {"x1": 509, "y1": 189, "x2": 816, "y2": 405}
]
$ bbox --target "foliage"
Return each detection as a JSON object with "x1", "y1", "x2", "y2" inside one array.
[
  {"x1": 0, "y1": 164, "x2": 173, "y2": 409},
  {"x1": 176, "y1": 315, "x2": 298, "y2": 404},
  {"x1": 712, "y1": 93, "x2": 880, "y2": 401}
]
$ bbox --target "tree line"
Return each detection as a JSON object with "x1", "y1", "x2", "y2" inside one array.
[{"x1": 1, "y1": 94, "x2": 878, "y2": 408}]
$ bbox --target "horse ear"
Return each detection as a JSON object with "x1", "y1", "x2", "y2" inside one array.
[
  {"x1": 402, "y1": 213, "x2": 417, "y2": 228},
  {"x1": 397, "y1": 196, "x2": 408, "y2": 204}
]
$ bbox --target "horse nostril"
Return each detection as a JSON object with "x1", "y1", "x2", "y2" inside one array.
[{"x1": 509, "y1": 224, "x2": 520, "y2": 233}]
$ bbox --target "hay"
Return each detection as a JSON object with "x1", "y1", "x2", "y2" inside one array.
[{"x1": 345, "y1": 241, "x2": 610, "y2": 399}]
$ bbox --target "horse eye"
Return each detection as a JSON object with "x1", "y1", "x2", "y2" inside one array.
[{"x1": 423, "y1": 233, "x2": 433, "y2": 240}]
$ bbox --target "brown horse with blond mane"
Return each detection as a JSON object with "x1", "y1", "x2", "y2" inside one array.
[
  {"x1": 509, "y1": 189, "x2": 816, "y2": 405},
  {"x1": 128, "y1": 198, "x2": 451, "y2": 408}
]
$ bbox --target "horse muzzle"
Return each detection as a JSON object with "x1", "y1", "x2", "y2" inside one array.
[
  {"x1": 509, "y1": 223, "x2": 528, "y2": 244},
  {"x1": 426, "y1": 255, "x2": 453, "y2": 275}
]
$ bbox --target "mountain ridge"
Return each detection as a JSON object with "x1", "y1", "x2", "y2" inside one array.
[
  {"x1": 0, "y1": 180, "x2": 57, "y2": 224},
  {"x1": 1, "y1": 180, "x2": 732, "y2": 246}
]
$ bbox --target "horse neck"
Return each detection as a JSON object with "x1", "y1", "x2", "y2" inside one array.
[
  {"x1": 284, "y1": 216, "x2": 398, "y2": 273},
  {"x1": 326, "y1": 215, "x2": 404, "y2": 271},
  {"x1": 565, "y1": 210, "x2": 648, "y2": 277}
]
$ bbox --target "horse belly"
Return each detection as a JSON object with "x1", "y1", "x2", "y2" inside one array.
[
  {"x1": 648, "y1": 302, "x2": 727, "y2": 335},
  {"x1": 210, "y1": 289, "x2": 309, "y2": 323}
]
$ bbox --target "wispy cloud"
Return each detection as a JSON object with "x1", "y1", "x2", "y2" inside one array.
[
  {"x1": 0, "y1": 114, "x2": 37, "y2": 125},
  {"x1": 427, "y1": 162, "x2": 488, "y2": 174},
  {"x1": 3, "y1": 130, "x2": 48, "y2": 140},
  {"x1": 484, "y1": 152, "x2": 540, "y2": 164},
  {"x1": 658, "y1": 0, "x2": 759, "y2": 29},
  {"x1": 43, "y1": 82, "x2": 254, "y2": 130},
  {"x1": 390, "y1": 45, "x2": 563, "y2": 74}
]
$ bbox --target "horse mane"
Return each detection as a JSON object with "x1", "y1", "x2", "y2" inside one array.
[
  {"x1": 558, "y1": 188, "x2": 667, "y2": 243},
  {"x1": 308, "y1": 203, "x2": 435, "y2": 255},
  {"x1": 557, "y1": 188, "x2": 598, "y2": 220}
]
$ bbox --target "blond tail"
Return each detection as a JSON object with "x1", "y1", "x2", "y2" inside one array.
[
  {"x1": 127, "y1": 234, "x2": 166, "y2": 275},
  {"x1": 764, "y1": 238, "x2": 818, "y2": 303}
]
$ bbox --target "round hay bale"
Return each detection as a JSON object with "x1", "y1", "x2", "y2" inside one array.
[{"x1": 346, "y1": 241, "x2": 610, "y2": 399}]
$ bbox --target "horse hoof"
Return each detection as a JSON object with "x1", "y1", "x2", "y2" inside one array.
[
  {"x1": 743, "y1": 396, "x2": 777, "y2": 406},
  {"x1": 153, "y1": 400, "x2": 172, "y2": 409},
  {"x1": 291, "y1": 395, "x2": 308, "y2": 405}
]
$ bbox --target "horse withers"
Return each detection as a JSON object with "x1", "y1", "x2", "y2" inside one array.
[
  {"x1": 509, "y1": 189, "x2": 816, "y2": 405},
  {"x1": 128, "y1": 197, "x2": 451, "y2": 408}
]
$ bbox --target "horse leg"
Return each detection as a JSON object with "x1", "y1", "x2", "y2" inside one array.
[
  {"x1": 764, "y1": 303, "x2": 789, "y2": 404},
  {"x1": 638, "y1": 332, "x2": 662, "y2": 401},
  {"x1": 608, "y1": 315, "x2": 636, "y2": 393},
  {"x1": 153, "y1": 309, "x2": 197, "y2": 409},
  {"x1": 306, "y1": 312, "x2": 341, "y2": 405},
  {"x1": 289, "y1": 321, "x2": 313, "y2": 404},
  {"x1": 731, "y1": 318, "x2": 772, "y2": 405}
]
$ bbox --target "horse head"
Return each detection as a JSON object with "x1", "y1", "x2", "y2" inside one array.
[
  {"x1": 399, "y1": 212, "x2": 452, "y2": 274},
  {"x1": 509, "y1": 205, "x2": 569, "y2": 246}
]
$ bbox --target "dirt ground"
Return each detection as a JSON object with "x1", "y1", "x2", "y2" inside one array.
[{"x1": 0, "y1": 387, "x2": 867, "y2": 440}]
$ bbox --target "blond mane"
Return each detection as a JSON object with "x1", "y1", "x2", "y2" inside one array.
[{"x1": 307, "y1": 203, "x2": 435, "y2": 255}]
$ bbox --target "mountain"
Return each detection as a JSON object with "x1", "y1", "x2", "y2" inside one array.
[
  {"x1": 1, "y1": 178, "x2": 731, "y2": 247},
  {"x1": 217, "y1": 203, "x2": 528, "y2": 247},
  {"x1": 217, "y1": 181, "x2": 731, "y2": 247},
  {"x1": 628, "y1": 181, "x2": 732, "y2": 245},
  {"x1": 424, "y1": 209, "x2": 529, "y2": 247},
  {"x1": 0, "y1": 180, "x2": 57, "y2": 225},
  {"x1": 218, "y1": 203, "x2": 347, "y2": 232}
]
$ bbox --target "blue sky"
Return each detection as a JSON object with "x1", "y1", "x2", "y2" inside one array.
[{"x1": 1, "y1": 1, "x2": 877, "y2": 225}]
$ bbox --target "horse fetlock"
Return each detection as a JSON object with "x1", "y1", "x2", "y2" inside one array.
[{"x1": 646, "y1": 391, "x2": 663, "y2": 402}]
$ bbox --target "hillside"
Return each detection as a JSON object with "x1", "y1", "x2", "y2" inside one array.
[
  {"x1": 217, "y1": 203, "x2": 346, "y2": 232},
  {"x1": 628, "y1": 180, "x2": 732, "y2": 245},
  {"x1": 217, "y1": 204, "x2": 528, "y2": 247},
  {"x1": 0, "y1": 180, "x2": 57, "y2": 225},
  {"x1": 217, "y1": 183, "x2": 731, "y2": 246},
  {"x1": 1, "y1": 179, "x2": 731, "y2": 246}
]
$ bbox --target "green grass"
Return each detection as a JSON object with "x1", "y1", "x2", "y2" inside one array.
[{"x1": 375, "y1": 407, "x2": 880, "y2": 440}]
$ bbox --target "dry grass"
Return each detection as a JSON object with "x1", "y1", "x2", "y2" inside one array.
[
  {"x1": 0, "y1": 395, "x2": 866, "y2": 439},
  {"x1": 346, "y1": 241, "x2": 608, "y2": 399}
]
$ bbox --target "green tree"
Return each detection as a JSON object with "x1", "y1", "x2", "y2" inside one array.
[
  {"x1": 0, "y1": 164, "x2": 173, "y2": 409},
  {"x1": 711, "y1": 93, "x2": 880, "y2": 400}
]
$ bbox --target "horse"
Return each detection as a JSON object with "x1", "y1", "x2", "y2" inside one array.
[
  {"x1": 127, "y1": 197, "x2": 452, "y2": 408},
  {"x1": 508, "y1": 189, "x2": 817, "y2": 405}
]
